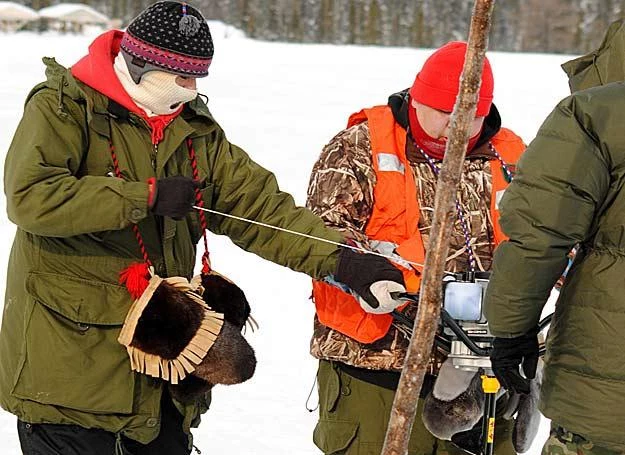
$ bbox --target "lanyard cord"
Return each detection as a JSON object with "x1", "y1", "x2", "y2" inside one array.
[
  {"x1": 413, "y1": 142, "x2": 514, "y2": 272},
  {"x1": 108, "y1": 137, "x2": 152, "y2": 268},
  {"x1": 107, "y1": 131, "x2": 210, "y2": 274},
  {"x1": 488, "y1": 143, "x2": 514, "y2": 183},
  {"x1": 187, "y1": 138, "x2": 211, "y2": 274},
  {"x1": 415, "y1": 144, "x2": 477, "y2": 272}
]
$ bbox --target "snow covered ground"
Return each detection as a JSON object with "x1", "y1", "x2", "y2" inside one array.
[{"x1": 0, "y1": 22, "x2": 574, "y2": 454}]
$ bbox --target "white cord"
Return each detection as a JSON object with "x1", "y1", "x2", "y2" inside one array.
[{"x1": 192, "y1": 205, "x2": 429, "y2": 269}]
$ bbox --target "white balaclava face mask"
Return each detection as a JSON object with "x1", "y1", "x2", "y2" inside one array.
[{"x1": 114, "y1": 53, "x2": 198, "y2": 117}]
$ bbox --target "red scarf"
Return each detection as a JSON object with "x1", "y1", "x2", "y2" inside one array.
[{"x1": 408, "y1": 103, "x2": 481, "y2": 160}]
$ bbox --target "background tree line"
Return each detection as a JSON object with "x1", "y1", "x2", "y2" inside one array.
[{"x1": 15, "y1": 0, "x2": 625, "y2": 53}]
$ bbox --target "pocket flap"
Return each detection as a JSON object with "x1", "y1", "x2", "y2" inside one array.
[
  {"x1": 25, "y1": 272, "x2": 131, "y2": 325},
  {"x1": 313, "y1": 419, "x2": 359, "y2": 454}
]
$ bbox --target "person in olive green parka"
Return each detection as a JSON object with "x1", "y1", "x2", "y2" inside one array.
[
  {"x1": 485, "y1": 19, "x2": 625, "y2": 455},
  {"x1": 0, "y1": 2, "x2": 404, "y2": 454}
]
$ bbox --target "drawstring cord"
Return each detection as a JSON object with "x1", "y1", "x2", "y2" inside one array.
[
  {"x1": 114, "y1": 433, "x2": 124, "y2": 455},
  {"x1": 187, "y1": 137, "x2": 211, "y2": 274},
  {"x1": 413, "y1": 141, "x2": 514, "y2": 273},
  {"x1": 305, "y1": 375, "x2": 319, "y2": 412},
  {"x1": 109, "y1": 138, "x2": 153, "y2": 269},
  {"x1": 415, "y1": 144, "x2": 478, "y2": 272},
  {"x1": 107, "y1": 126, "x2": 212, "y2": 278},
  {"x1": 488, "y1": 143, "x2": 514, "y2": 183},
  {"x1": 192, "y1": 205, "x2": 442, "y2": 272}
]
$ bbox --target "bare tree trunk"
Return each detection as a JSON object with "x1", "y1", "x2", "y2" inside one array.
[{"x1": 380, "y1": 1, "x2": 496, "y2": 454}]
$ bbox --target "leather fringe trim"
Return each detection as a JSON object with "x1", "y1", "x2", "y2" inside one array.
[{"x1": 118, "y1": 274, "x2": 224, "y2": 384}]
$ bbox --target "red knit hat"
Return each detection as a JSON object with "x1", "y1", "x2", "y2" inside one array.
[{"x1": 409, "y1": 41, "x2": 494, "y2": 117}]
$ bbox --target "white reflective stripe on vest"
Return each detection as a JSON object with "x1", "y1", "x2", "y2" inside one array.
[
  {"x1": 495, "y1": 189, "x2": 506, "y2": 210},
  {"x1": 377, "y1": 153, "x2": 405, "y2": 174}
]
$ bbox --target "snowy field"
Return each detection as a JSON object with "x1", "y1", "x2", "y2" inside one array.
[{"x1": 0, "y1": 22, "x2": 574, "y2": 454}]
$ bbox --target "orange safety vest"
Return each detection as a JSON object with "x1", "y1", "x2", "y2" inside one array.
[{"x1": 312, "y1": 105, "x2": 525, "y2": 344}]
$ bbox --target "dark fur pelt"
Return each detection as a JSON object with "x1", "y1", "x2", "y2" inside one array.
[
  {"x1": 131, "y1": 281, "x2": 204, "y2": 359},
  {"x1": 169, "y1": 324, "x2": 256, "y2": 401},
  {"x1": 128, "y1": 274, "x2": 256, "y2": 401},
  {"x1": 422, "y1": 370, "x2": 485, "y2": 440},
  {"x1": 510, "y1": 361, "x2": 543, "y2": 453},
  {"x1": 193, "y1": 321, "x2": 256, "y2": 385},
  {"x1": 170, "y1": 274, "x2": 256, "y2": 402},
  {"x1": 201, "y1": 273, "x2": 251, "y2": 330}
]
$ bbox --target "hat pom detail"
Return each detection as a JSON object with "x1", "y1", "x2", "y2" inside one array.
[
  {"x1": 179, "y1": 14, "x2": 201, "y2": 37},
  {"x1": 120, "y1": 1, "x2": 213, "y2": 79}
]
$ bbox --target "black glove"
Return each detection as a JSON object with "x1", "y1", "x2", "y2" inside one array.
[
  {"x1": 150, "y1": 176, "x2": 199, "y2": 220},
  {"x1": 490, "y1": 327, "x2": 539, "y2": 395},
  {"x1": 334, "y1": 248, "x2": 406, "y2": 314}
]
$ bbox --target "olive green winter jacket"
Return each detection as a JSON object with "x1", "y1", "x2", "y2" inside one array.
[
  {"x1": 0, "y1": 58, "x2": 342, "y2": 443},
  {"x1": 484, "y1": 81, "x2": 625, "y2": 451}
]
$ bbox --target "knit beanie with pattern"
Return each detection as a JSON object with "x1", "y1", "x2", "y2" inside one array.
[
  {"x1": 409, "y1": 41, "x2": 494, "y2": 117},
  {"x1": 120, "y1": 1, "x2": 213, "y2": 83}
]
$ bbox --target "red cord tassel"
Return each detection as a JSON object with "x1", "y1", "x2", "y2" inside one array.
[{"x1": 119, "y1": 262, "x2": 151, "y2": 300}]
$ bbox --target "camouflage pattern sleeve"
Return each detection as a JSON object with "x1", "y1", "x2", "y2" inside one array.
[{"x1": 306, "y1": 122, "x2": 376, "y2": 245}]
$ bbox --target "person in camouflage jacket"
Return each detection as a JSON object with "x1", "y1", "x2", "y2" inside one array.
[
  {"x1": 307, "y1": 42, "x2": 526, "y2": 455},
  {"x1": 0, "y1": 2, "x2": 403, "y2": 454}
]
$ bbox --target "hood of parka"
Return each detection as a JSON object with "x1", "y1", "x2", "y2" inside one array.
[{"x1": 561, "y1": 18, "x2": 625, "y2": 93}]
